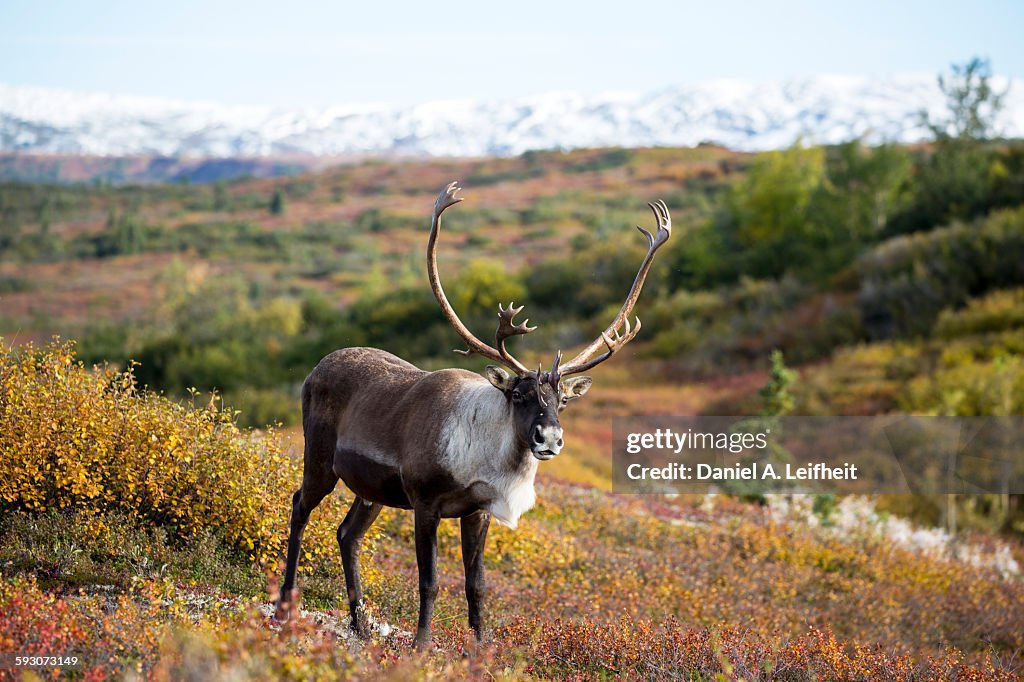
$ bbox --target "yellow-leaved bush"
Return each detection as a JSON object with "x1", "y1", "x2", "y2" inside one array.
[{"x1": 0, "y1": 339, "x2": 348, "y2": 568}]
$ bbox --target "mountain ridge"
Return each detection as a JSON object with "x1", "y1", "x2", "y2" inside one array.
[{"x1": 2, "y1": 74, "x2": 1022, "y2": 161}]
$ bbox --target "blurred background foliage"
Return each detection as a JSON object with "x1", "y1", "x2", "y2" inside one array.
[{"x1": 1, "y1": 59, "x2": 1022, "y2": 446}]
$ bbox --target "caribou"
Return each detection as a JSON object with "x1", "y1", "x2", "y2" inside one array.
[{"x1": 276, "y1": 182, "x2": 671, "y2": 649}]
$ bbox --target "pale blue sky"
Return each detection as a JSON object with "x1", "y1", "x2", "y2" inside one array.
[{"x1": 1, "y1": 0, "x2": 1021, "y2": 106}]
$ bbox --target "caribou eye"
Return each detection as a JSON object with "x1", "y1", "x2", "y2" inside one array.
[
  {"x1": 511, "y1": 390, "x2": 523, "y2": 403},
  {"x1": 561, "y1": 396, "x2": 569, "y2": 406}
]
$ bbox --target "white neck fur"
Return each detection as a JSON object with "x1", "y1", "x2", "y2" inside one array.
[{"x1": 440, "y1": 378, "x2": 538, "y2": 528}]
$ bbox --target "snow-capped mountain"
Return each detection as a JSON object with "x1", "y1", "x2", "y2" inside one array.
[{"x1": 1, "y1": 74, "x2": 1022, "y2": 158}]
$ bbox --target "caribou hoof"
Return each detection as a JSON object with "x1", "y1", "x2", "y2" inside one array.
[{"x1": 273, "y1": 588, "x2": 299, "y2": 622}]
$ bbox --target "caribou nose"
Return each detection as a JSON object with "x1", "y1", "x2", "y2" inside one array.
[{"x1": 532, "y1": 424, "x2": 564, "y2": 457}]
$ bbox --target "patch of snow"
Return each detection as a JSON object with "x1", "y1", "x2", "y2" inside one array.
[
  {"x1": 2, "y1": 74, "x2": 1021, "y2": 158},
  {"x1": 766, "y1": 494, "x2": 1021, "y2": 579},
  {"x1": 256, "y1": 602, "x2": 407, "y2": 640}
]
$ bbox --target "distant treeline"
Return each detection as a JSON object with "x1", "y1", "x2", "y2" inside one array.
[{"x1": 0, "y1": 154, "x2": 319, "y2": 185}]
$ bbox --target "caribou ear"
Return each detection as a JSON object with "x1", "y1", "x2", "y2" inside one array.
[
  {"x1": 484, "y1": 365, "x2": 516, "y2": 392},
  {"x1": 562, "y1": 376, "x2": 593, "y2": 401}
]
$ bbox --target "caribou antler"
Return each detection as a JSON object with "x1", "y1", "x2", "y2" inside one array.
[
  {"x1": 557, "y1": 200, "x2": 672, "y2": 376},
  {"x1": 427, "y1": 182, "x2": 670, "y2": 379},
  {"x1": 427, "y1": 182, "x2": 533, "y2": 375}
]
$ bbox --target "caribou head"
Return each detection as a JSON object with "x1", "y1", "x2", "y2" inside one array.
[{"x1": 428, "y1": 181, "x2": 671, "y2": 459}]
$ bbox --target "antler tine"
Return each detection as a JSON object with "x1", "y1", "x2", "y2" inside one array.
[
  {"x1": 495, "y1": 302, "x2": 537, "y2": 373},
  {"x1": 558, "y1": 200, "x2": 671, "y2": 376},
  {"x1": 548, "y1": 349, "x2": 562, "y2": 389},
  {"x1": 427, "y1": 182, "x2": 531, "y2": 375},
  {"x1": 496, "y1": 302, "x2": 537, "y2": 340},
  {"x1": 566, "y1": 316, "x2": 644, "y2": 374}
]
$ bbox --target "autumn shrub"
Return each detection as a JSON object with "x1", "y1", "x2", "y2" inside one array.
[
  {"x1": 0, "y1": 339, "x2": 349, "y2": 570},
  {"x1": 0, "y1": 574, "x2": 183, "y2": 680},
  {"x1": 5, "y1": 564, "x2": 1015, "y2": 681},
  {"x1": 935, "y1": 287, "x2": 1024, "y2": 339},
  {"x1": 0, "y1": 573, "x2": 390, "y2": 681},
  {"x1": 899, "y1": 354, "x2": 1024, "y2": 416},
  {"x1": 499, "y1": 617, "x2": 1017, "y2": 681},
  {"x1": 794, "y1": 323, "x2": 1024, "y2": 417}
]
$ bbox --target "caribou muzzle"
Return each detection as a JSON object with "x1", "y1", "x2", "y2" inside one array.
[{"x1": 531, "y1": 424, "x2": 564, "y2": 460}]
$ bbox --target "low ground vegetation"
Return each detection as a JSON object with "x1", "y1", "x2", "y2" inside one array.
[{"x1": 1, "y1": 342, "x2": 1022, "y2": 679}]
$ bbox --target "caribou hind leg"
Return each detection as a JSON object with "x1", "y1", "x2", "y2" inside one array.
[
  {"x1": 278, "y1": 458, "x2": 337, "y2": 614},
  {"x1": 337, "y1": 497, "x2": 383, "y2": 639},
  {"x1": 276, "y1": 376, "x2": 342, "y2": 620}
]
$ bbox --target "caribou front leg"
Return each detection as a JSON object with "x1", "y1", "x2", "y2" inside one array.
[
  {"x1": 461, "y1": 510, "x2": 491, "y2": 641},
  {"x1": 413, "y1": 505, "x2": 441, "y2": 650}
]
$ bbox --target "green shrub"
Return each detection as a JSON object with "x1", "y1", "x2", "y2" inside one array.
[
  {"x1": 225, "y1": 386, "x2": 301, "y2": 428},
  {"x1": 858, "y1": 206, "x2": 1024, "y2": 338}
]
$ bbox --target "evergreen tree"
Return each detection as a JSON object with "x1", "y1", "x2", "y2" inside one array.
[
  {"x1": 213, "y1": 181, "x2": 230, "y2": 211},
  {"x1": 106, "y1": 208, "x2": 145, "y2": 256},
  {"x1": 269, "y1": 188, "x2": 285, "y2": 215},
  {"x1": 759, "y1": 349, "x2": 796, "y2": 418}
]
